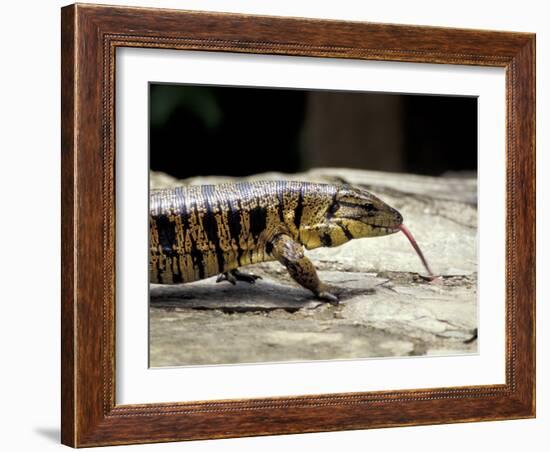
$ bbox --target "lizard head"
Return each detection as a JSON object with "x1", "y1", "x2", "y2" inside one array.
[{"x1": 327, "y1": 184, "x2": 403, "y2": 239}]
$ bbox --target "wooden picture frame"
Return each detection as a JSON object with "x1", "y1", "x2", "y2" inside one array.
[{"x1": 61, "y1": 3, "x2": 535, "y2": 447}]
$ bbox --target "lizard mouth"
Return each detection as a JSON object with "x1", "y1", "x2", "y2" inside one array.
[{"x1": 373, "y1": 225, "x2": 400, "y2": 234}]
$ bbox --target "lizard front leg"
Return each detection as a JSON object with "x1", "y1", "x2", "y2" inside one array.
[{"x1": 270, "y1": 234, "x2": 339, "y2": 305}]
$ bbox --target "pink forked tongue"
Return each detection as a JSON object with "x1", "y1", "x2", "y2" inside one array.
[{"x1": 398, "y1": 224, "x2": 438, "y2": 281}]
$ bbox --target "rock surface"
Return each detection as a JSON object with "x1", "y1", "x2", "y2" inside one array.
[{"x1": 149, "y1": 169, "x2": 477, "y2": 367}]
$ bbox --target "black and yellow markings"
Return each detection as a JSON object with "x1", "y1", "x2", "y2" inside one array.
[
  {"x1": 149, "y1": 215, "x2": 161, "y2": 283},
  {"x1": 292, "y1": 183, "x2": 304, "y2": 234},
  {"x1": 151, "y1": 181, "x2": 346, "y2": 285},
  {"x1": 288, "y1": 183, "x2": 335, "y2": 250}
]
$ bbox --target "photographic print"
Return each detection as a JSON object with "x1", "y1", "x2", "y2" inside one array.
[
  {"x1": 61, "y1": 4, "x2": 535, "y2": 446},
  {"x1": 148, "y1": 84, "x2": 478, "y2": 367}
]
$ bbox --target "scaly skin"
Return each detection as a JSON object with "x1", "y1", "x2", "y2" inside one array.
[{"x1": 150, "y1": 181, "x2": 403, "y2": 304}]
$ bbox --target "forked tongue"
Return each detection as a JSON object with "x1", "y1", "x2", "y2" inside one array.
[{"x1": 398, "y1": 224, "x2": 438, "y2": 281}]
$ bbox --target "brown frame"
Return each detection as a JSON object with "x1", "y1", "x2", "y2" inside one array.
[{"x1": 61, "y1": 3, "x2": 536, "y2": 447}]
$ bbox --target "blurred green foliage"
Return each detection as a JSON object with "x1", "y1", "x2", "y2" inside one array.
[{"x1": 150, "y1": 84, "x2": 222, "y2": 130}]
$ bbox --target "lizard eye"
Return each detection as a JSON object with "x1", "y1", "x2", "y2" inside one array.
[{"x1": 364, "y1": 204, "x2": 375, "y2": 213}]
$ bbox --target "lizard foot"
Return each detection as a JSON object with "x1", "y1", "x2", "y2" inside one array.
[
  {"x1": 316, "y1": 290, "x2": 340, "y2": 306},
  {"x1": 216, "y1": 269, "x2": 262, "y2": 285}
]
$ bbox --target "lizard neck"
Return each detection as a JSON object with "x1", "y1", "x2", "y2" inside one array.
[{"x1": 299, "y1": 223, "x2": 352, "y2": 250}]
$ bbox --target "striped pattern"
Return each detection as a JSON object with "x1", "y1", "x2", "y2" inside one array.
[{"x1": 150, "y1": 181, "x2": 337, "y2": 284}]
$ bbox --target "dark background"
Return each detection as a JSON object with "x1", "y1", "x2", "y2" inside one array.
[{"x1": 149, "y1": 83, "x2": 477, "y2": 179}]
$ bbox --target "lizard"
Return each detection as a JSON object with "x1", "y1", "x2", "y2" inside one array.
[{"x1": 150, "y1": 180, "x2": 411, "y2": 305}]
